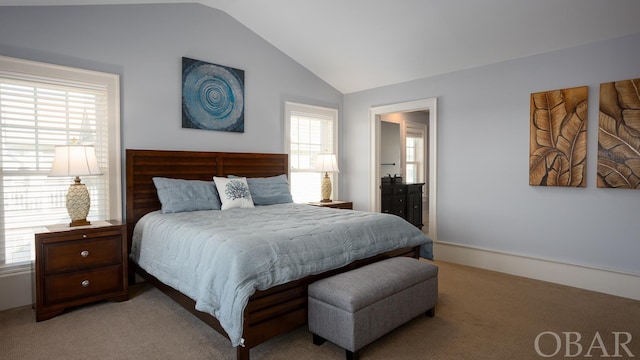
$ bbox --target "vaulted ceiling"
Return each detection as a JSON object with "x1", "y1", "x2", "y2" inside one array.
[{"x1": 3, "y1": 0, "x2": 640, "y2": 93}]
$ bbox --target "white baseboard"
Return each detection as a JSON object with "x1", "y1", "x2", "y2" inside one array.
[{"x1": 434, "y1": 241, "x2": 640, "y2": 301}]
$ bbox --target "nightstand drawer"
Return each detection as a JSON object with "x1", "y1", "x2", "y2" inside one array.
[
  {"x1": 43, "y1": 265, "x2": 123, "y2": 305},
  {"x1": 308, "y1": 201, "x2": 353, "y2": 210},
  {"x1": 43, "y1": 236, "x2": 122, "y2": 274},
  {"x1": 43, "y1": 228, "x2": 124, "y2": 242}
]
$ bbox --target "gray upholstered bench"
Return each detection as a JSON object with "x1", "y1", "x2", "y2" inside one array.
[{"x1": 308, "y1": 257, "x2": 438, "y2": 360}]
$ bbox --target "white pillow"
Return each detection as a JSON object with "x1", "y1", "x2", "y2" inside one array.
[{"x1": 213, "y1": 176, "x2": 255, "y2": 210}]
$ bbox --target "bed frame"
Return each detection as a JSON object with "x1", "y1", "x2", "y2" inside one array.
[{"x1": 125, "y1": 149, "x2": 420, "y2": 360}]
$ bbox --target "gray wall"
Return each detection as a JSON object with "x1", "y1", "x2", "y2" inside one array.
[
  {"x1": 380, "y1": 121, "x2": 401, "y2": 177},
  {"x1": 0, "y1": 4, "x2": 343, "y2": 155},
  {"x1": 0, "y1": 3, "x2": 343, "y2": 310},
  {"x1": 344, "y1": 32, "x2": 640, "y2": 275},
  {"x1": 1, "y1": 3, "x2": 638, "y2": 298}
]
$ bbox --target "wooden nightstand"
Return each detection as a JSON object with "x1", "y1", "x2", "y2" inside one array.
[
  {"x1": 308, "y1": 200, "x2": 353, "y2": 210},
  {"x1": 34, "y1": 220, "x2": 128, "y2": 321}
]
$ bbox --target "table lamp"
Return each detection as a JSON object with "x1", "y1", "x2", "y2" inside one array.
[
  {"x1": 314, "y1": 153, "x2": 339, "y2": 202},
  {"x1": 49, "y1": 143, "x2": 103, "y2": 226}
]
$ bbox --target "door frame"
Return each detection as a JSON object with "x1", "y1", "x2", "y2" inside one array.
[{"x1": 369, "y1": 98, "x2": 437, "y2": 240}]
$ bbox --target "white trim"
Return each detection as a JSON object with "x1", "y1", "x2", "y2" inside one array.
[
  {"x1": 107, "y1": 74, "x2": 122, "y2": 222},
  {"x1": 434, "y1": 241, "x2": 640, "y2": 301},
  {"x1": 404, "y1": 120, "x2": 428, "y2": 185},
  {"x1": 0, "y1": 55, "x2": 122, "y2": 222},
  {"x1": 370, "y1": 98, "x2": 437, "y2": 240},
  {"x1": 284, "y1": 101, "x2": 340, "y2": 201}
]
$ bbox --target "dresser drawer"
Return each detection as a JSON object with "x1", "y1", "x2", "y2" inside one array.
[
  {"x1": 43, "y1": 265, "x2": 123, "y2": 306},
  {"x1": 392, "y1": 195, "x2": 405, "y2": 207},
  {"x1": 380, "y1": 183, "x2": 424, "y2": 229},
  {"x1": 381, "y1": 184, "x2": 407, "y2": 195},
  {"x1": 392, "y1": 185, "x2": 407, "y2": 195},
  {"x1": 43, "y1": 235, "x2": 122, "y2": 274}
]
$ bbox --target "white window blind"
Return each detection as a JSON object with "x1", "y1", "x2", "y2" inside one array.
[
  {"x1": 285, "y1": 102, "x2": 338, "y2": 203},
  {"x1": 0, "y1": 56, "x2": 120, "y2": 272}
]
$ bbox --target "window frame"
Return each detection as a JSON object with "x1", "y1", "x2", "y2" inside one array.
[
  {"x1": 284, "y1": 101, "x2": 339, "y2": 203},
  {"x1": 405, "y1": 125, "x2": 426, "y2": 184},
  {"x1": 0, "y1": 55, "x2": 121, "y2": 274}
]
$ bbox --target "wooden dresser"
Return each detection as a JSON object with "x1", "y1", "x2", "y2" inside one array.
[
  {"x1": 381, "y1": 182, "x2": 424, "y2": 229},
  {"x1": 34, "y1": 220, "x2": 128, "y2": 321}
]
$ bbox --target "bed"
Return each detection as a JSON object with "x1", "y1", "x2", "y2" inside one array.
[{"x1": 126, "y1": 149, "x2": 433, "y2": 360}]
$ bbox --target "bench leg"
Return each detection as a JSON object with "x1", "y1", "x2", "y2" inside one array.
[
  {"x1": 312, "y1": 333, "x2": 326, "y2": 346},
  {"x1": 346, "y1": 349, "x2": 359, "y2": 360},
  {"x1": 426, "y1": 306, "x2": 435, "y2": 317}
]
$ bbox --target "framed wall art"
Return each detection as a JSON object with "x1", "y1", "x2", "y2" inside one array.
[
  {"x1": 529, "y1": 86, "x2": 588, "y2": 187},
  {"x1": 182, "y1": 57, "x2": 245, "y2": 133},
  {"x1": 597, "y1": 78, "x2": 640, "y2": 189}
]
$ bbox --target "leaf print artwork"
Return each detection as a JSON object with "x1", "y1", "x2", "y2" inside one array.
[
  {"x1": 225, "y1": 179, "x2": 251, "y2": 200},
  {"x1": 529, "y1": 86, "x2": 588, "y2": 187},
  {"x1": 597, "y1": 78, "x2": 640, "y2": 189}
]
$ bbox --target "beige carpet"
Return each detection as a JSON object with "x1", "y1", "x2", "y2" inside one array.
[{"x1": 1, "y1": 260, "x2": 639, "y2": 359}]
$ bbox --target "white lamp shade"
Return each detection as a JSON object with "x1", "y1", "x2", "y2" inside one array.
[
  {"x1": 49, "y1": 145, "x2": 103, "y2": 177},
  {"x1": 314, "y1": 154, "x2": 340, "y2": 173}
]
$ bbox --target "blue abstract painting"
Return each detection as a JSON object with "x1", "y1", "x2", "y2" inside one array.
[{"x1": 182, "y1": 57, "x2": 245, "y2": 132}]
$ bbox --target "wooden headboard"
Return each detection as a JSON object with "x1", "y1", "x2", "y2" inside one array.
[{"x1": 125, "y1": 149, "x2": 289, "y2": 245}]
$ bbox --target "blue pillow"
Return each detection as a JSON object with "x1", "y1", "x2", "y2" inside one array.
[
  {"x1": 228, "y1": 174, "x2": 293, "y2": 205},
  {"x1": 152, "y1": 177, "x2": 221, "y2": 213}
]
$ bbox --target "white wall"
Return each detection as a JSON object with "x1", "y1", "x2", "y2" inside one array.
[
  {"x1": 0, "y1": 3, "x2": 343, "y2": 310},
  {"x1": 344, "y1": 32, "x2": 640, "y2": 295}
]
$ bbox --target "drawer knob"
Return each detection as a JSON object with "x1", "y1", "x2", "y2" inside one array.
[
  {"x1": 80, "y1": 250, "x2": 90, "y2": 257},
  {"x1": 81, "y1": 280, "x2": 90, "y2": 287},
  {"x1": 82, "y1": 234, "x2": 88, "y2": 238}
]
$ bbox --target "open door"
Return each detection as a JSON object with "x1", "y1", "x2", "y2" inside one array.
[{"x1": 370, "y1": 98, "x2": 437, "y2": 240}]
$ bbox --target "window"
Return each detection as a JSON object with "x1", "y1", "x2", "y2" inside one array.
[
  {"x1": 285, "y1": 102, "x2": 338, "y2": 203},
  {"x1": 405, "y1": 124, "x2": 426, "y2": 184},
  {"x1": 0, "y1": 56, "x2": 121, "y2": 273}
]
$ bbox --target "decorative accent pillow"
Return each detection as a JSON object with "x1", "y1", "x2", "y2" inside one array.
[
  {"x1": 152, "y1": 177, "x2": 221, "y2": 213},
  {"x1": 213, "y1": 176, "x2": 255, "y2": 210},
  {"x1": 228, "y1": 174, "x2": 293, "y2": 205}
]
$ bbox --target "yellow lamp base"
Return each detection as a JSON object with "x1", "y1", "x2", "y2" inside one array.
[
  {"x1": 320, "y1": 173, "x2": 332, "y2": 203},
  {"x1": 66, "y1": 176, "x2": 91, "y2": 227}
]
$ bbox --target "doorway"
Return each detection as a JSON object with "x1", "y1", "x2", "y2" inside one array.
[{"x1": 370, "y1": 98, "x2": 437, "y2": 240}]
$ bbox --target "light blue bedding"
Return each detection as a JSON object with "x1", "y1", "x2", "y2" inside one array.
[{"x1": 130, "y1": 203, "x2": 432, "y2": 347}]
